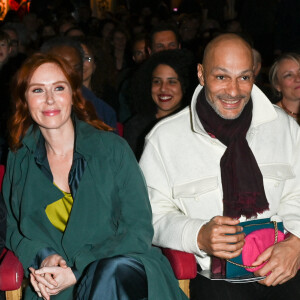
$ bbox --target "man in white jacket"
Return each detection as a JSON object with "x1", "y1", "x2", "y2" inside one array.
[{"x1": 139, "y1": 33, "x2": 300, "y2": 299}]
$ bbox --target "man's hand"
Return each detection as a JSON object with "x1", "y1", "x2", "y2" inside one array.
[
  {"x1": 197, "y1": 216, "x2": 245, "y2": 259},
  {"x1": 253, "y1": 234, "x2": 300, "y2": 286}
]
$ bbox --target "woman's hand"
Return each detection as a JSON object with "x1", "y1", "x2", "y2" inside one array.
[
  {"x1": 40, "y1": 254, "x2": 68, "y2": 269},
  {"x1": 34, "y1": 266, "x2": 77, "y2": 296},
  {"x1": 29, "y1": 267, "x2": 56, "y2": 300},
  {"x1": 39, "y1": 254, "x2": 68, "y2": 289}
]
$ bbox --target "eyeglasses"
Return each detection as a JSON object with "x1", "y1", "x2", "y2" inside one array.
[{"x1": 84, "y1": 56, "x2": 93, "y2": 63}]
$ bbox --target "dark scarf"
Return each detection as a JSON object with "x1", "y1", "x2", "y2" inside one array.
[{"x1": 196, "y1": 88, "x2": 269, "y2": 218}]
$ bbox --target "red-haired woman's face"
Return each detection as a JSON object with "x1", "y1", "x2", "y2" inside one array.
[{"x1": 25, "y1": 62, "x2": 73, "y2": 133}]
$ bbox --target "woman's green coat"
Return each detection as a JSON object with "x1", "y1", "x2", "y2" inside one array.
[{"x1": 3, "y1": 119, "x2": 187, "y2": 300}]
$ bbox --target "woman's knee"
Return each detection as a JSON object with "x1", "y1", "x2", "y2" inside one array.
[
  {"x1": 95, "y1": 256, "x2": 146, "y2": 282},
  {"x1": 89, "y1": 256, "x2": 148, "y2": 299}
]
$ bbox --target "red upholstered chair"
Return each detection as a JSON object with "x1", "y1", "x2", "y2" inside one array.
[
  {"x1": 117, "y1": 122, "x2": 124, "y2": 137},
  {"x1": 161, "y1": 248, "x2": 197, "y2": 298},
  {"x1": 0, "y1": 164, "x2": 4, "y2": 190},
  {"x1": 0, "y1": 249, "x2": 23, "y2": 292},
  {"x1": 0, "y1": 165, "x2": 24, "y2": 300}
]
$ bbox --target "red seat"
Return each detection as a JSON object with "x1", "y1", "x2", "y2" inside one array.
[
  {"x1": 0, "y1": 164, "x2": 4, "y2": 190},
  {"x1": 161, "y1": 248, "x2": 197, "y2": 280},
  {"x1": 0, "y1": 165, "x2": 24, "y2": 292},
  {"x1": 117, "y1": 122, "x2": 124, "y2": 137},
  {"x1": 0, "y1": 249, "x2": 23, "y2": 291}
]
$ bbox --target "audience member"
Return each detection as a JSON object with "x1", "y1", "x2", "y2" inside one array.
[
  {"x1": 40, "y1": 23, "x2": 56, "y2": 42},
  {"x1": 1, "y1": 25, "x2": 19, "y2": 57},
  {"x1": 179, "y1": 15, "x2": 199, "y2": 44},
  {"x1": 76, "y1": 3, "x2": 92, "y2": 31},
  {"x1": 57, "y1": 15, "x2": 77, "y2": 36},
  {"x1": 3, "y1": 52, "x2": 187, "y2": 300},
  {"x1": 40, "y1": 37, "x2": 117, "y2": 129},
  {"x1": 118, "y1": 33, "x2": 149, "y2": 123},
  {"x1": 140, "y1": 34, "x2": 300, "y2": 300},
  {"x1": 80, "y1": 36, "x2": 118, "y2": 113},
  {"x1": 22, "y1": 12, "x2": 41, "y2": 51},
  {"x1": 178, "y1": 14, "x2": 202, "y2": 60},
  {"x1": 98, "y1": 19, "x2": 116, "y2": 54},
  {"x1": 81, "y1": 39, "x2": 96, "y2": 91},
  {"x1": 124, "y1": 49, "x2": 193, "y2": 160},
  {"x1": 0, "y1": 30, "x2": 11, "y2": 69},
  {"x1": 148, "y1": 21, "x2": 181, "y2": 54},
  {"x1": 111, "y1": 27, "x2": 132, "y2": 76},
  {"x1": 269, "y1": 52, "x2": 300, "y2": 124},
  {"x1": 1, "y1": 23, "x2": 28, "y2": 58},
  {"x1": 64, "y1": 26, "x2": 85, "y2": 38},
  {"x1": 0, "y1": 30, "x2": 18, "y2": 163},
  {"x1": 132, "y1": 33, "x2": 148, "y2": 64},
  {"x1": 251, "y1": 47, "x2": 274, "y2": 102},
  {"x1": 252, "y1": 48, "x2": 262, "y2": 78}
]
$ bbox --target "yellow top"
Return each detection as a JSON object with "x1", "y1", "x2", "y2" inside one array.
[{"x1": 45, "y1": 185, "x2": 73, "y2": 232}]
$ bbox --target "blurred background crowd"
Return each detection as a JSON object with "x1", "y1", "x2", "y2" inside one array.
[{"x1": 0, "y1": 0, "x2": 299, "y2": 163}]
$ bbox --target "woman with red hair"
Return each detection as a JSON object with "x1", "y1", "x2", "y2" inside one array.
[{"x1": 3, "y1": 53, "x2": 187, "y2": 300}]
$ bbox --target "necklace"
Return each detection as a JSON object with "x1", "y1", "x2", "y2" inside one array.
[{"x1": 280, "y1": 101, "x2": 300, "y2": 117}]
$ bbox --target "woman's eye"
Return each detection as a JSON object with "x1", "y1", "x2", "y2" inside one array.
[
  {"x1": 152, "y1": 79, "x2": 161, "y2": 85},
  {"x1": 169, "y1": 79, "x2": 178, "y2": 85},
  {"x1": 55, "y1": 86, "x2": 64, "y2": 91},
  {"x1": 32, "y1": 88, "x2": 43, "y2": 93},
  {"x1": 283, "y1": 73, "x2": 292, "y2": 78}
]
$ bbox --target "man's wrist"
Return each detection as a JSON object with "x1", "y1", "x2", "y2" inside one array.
[
  {"x1": 197, "y1": 225, "x2": 206, "y2": 251},
  {"x1": 285, "y1": 233, "x2": 300, "y2": 243}
]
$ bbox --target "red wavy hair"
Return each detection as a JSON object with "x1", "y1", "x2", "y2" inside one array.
[{"x1": 8, "y1": 52, "x2": 112, "y2": 151}]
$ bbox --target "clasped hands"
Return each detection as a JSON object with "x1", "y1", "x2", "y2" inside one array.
[
  {"x1": 29, "y1": 254, "x2": 76, "y2": 300},
  {"x1": 197, "y1": 216, "x2": 300, "y2": 286}
]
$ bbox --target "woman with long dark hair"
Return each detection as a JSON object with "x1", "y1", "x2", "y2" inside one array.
[{"x1": 124, "y1": 49, "x2": 194, "y2": 160}]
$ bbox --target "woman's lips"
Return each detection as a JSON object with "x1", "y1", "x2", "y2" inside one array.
[
  {"x1": 158, "y1": 94, "x2": 172, "y2": 102},
  {"x1": 42, "y1": 110, "x2": 60, "y2": 116}
]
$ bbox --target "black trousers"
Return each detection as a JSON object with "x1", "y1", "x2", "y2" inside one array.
[
  {"x1": 190, "y1": 271, "x2": 300, "y2": 300},
  {"x1": 76, "y1": 256, "x2": 148, "y2": 300},
  {"x1": 0, "y1": 291, "x2": 5, "y2": 300}
]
